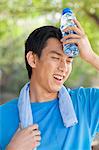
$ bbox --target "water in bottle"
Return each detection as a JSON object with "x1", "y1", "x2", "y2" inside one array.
[{"x1": 60, "y1": 8, "x2": 79, "y2": 57}]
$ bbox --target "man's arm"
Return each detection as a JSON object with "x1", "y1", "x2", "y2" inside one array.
[
  {"x1": 61, "y1": 19, "x2": 99, "y2": 70},
  {"x1": 86, "y1": 52, "x2": 99, "y2": 70}
]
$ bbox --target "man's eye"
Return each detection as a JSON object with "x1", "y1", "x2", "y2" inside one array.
[{"x1": 51, "y1": 57, "x2": 60, "y2": 60}]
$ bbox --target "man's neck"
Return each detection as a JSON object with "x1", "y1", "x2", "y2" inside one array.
[{"x1": 30, "y1": 80, "x2": 58, "y2": 103}]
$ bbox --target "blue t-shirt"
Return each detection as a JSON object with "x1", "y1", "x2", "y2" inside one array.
[{"x1": 0, "y1": 87, "x2": 99, "y2": 150}]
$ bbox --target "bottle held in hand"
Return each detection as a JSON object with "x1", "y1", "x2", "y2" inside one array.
[{"x1": 60, "y1": 8, "x2": 79, "y2": 57}]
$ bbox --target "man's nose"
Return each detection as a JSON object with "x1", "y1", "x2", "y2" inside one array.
[{"x1": 58, "y1": 60, "x2": 68, "y2": 72}]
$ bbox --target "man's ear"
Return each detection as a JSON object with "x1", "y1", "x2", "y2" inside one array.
[{"x1": 26, "y1": 51, "x2": 37, "y2": 68}]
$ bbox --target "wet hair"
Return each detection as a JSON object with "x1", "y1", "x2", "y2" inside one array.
[{"x1": 25, "y1": 25, "x2": 62, "y2": 79}]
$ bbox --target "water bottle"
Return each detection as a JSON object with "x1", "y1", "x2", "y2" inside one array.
[{"x1": 60, "y1": 8, "x2": 79, "y2": 57}]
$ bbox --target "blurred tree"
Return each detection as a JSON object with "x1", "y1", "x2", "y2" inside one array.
[{"x1": 0, "y1": 0, "x2": 99, "y2": 102}]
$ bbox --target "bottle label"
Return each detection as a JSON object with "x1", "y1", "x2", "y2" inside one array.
[{"x1": 60, "y1": 13, "x2": 75, "y2": 31}]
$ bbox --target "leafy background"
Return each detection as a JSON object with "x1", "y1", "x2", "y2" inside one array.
[{"x1": 0, "y1": 0, "x2": 99, "y2": 104}]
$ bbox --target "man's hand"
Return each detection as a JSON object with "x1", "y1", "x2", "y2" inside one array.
[
  {"x1": 61, "y1": 19, "x2": 99, "y2": 70},
  {"x1": 6, "y1": 124, "x2": 41, "y2": 150}
]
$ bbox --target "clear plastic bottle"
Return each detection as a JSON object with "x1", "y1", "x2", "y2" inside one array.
[{"x1": 60, "y1": 8, "x2": 79, "y2": 57}]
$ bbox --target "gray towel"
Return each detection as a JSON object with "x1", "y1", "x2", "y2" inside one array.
[{"x1": 18, "y1": 82, "x2": 78, "y2": 149}]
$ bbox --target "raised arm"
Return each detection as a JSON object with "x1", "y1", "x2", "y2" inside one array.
[{"x1": 61, "y1": 19, "x2": 99, "y2": 70}]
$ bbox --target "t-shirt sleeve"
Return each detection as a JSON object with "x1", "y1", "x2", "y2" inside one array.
[
  {"x1": 0, "y1": 99, "x2": 19, "y2": 150},
  {"x1": 76, "y1": 87, "x2": 99, "y2": 137},
  {"x1": 0, "y1": 106, "x2": 3, "y2": 150}
]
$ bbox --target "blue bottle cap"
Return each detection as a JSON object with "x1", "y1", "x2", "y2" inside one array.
[{"x1": 62, "y1": 8, "x2": 73, "y2": 15}]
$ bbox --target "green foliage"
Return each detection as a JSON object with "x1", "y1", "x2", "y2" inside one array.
[{"x1": 0, "y1": 0, "x2": 99, "y2": 100}]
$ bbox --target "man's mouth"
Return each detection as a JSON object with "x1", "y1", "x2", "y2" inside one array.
[{"x1": 53, "y1": 74, "x2": 64, "y2": 83}]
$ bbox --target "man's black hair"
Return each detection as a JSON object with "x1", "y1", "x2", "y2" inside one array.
[{"x1": 25, "y1": 25, "x2": 62, "y2": 79}]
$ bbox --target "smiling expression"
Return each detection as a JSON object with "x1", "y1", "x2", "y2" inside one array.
[{"x1": 31, "y1": 37, "x2": 73, "y2": 93}]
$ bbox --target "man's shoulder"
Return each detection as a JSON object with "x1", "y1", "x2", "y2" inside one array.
[
  {"x1": 0, "y1": 98, "x2": 18, "y2": 110},
  {"x1": 0, "y1": 98, "x2": 19, "y2": 149},
  {"x1": 67, "y1": 87, "x2": 99, "y2": 104},
  {"x1": 0, "y1": 98, "x2": 19, "y2": 125},
  {"x1": 68, "y1": 86, "x2": 99, "y2": 95}
]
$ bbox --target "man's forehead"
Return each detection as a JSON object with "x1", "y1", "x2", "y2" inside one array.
[
  {"x1": 43, "y1": 38, "x2": 73, "y2": 59},
  {"x1": 49, "y1": 50, "x2": 63, "y2": 56},
  {"x1": 45, "y1": 38, "x2": 63, "y2": 53}
]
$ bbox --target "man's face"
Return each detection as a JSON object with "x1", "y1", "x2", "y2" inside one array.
[{"x1": 32, "y1": 38, "x2": 73, "y2": 93}]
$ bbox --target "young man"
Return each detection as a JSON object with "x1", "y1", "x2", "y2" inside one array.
[{"x1": 0, "y1": 19, "x2": 99, "y2": 150}]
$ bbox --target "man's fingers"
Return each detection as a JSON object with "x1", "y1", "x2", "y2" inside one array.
[
  {"x1": 63, "y1": 38, "x2": 79, "y2": 45},
  {"x1": 33, "y1": 141, "x2": 41, "y2": 147},
  {"x1": 74, "y1": 19, "x2": 85, "y2": 32},
  {"x1": 27, "y1": 124, "x2": 39, "y2": 132},
  {"x1": 34, "y1": 135, "x2": 41, "y2": 141},
  {"x1": 32, "y1": 124, "x2": 39, "y2": 130},
  {"x1": 30, "y1": 137, "x2": 41, "y2": 148},
  {"x1": 63, "y1": 26, "x2": 82, "y2": 35},
  {"x1": 61, "y1": 34, "x2": 80, "y2": 42},
  {"x1": 32, "y1": 130, "x2": 41, "y2": 136}
]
